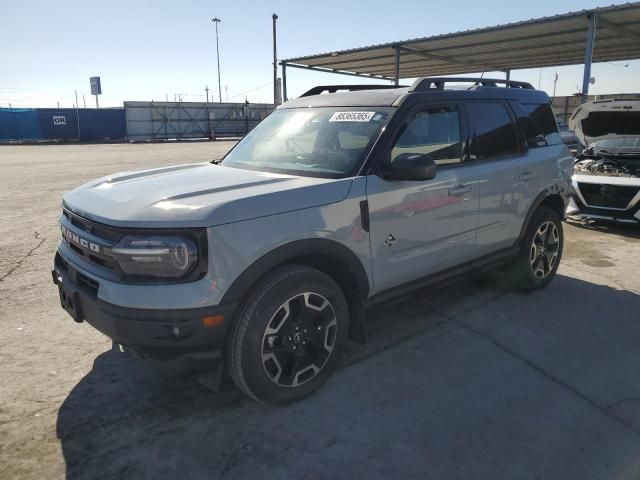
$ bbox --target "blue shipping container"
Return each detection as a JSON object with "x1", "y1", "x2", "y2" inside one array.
[{"x1": 0, "y1": 108, "x2": 126, "y2": 142}]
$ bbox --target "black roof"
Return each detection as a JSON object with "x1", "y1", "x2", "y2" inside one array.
[{"x1": 280, "y1": 77, "x2": 550, "y2": 109}]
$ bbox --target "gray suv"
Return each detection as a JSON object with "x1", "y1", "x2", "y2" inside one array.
[{"x1": 53, "y1": 77, "x2": 573, "y2": 404}]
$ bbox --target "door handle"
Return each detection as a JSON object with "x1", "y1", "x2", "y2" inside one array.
[
  {"x1": 448, "y1": 185, "x2": 472, "y2": 196},
  {"x1": 518, "y1": 171, "x2": 536, "y2": 181}
]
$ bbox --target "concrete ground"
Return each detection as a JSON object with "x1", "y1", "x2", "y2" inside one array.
[{"x1": 1, "y1": 143, "x2": 639, "y2": 480}]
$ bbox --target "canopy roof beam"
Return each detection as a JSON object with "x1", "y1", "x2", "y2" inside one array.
[
  {"x1": 283, "y1": 62, "x2": 394, "y2": 81},
  {"x1": 596, "y1": 16, "x2": 640, "y2": 42},
  {"x1": 398, "y1": 45, "x2": 503, "y2": 73}
]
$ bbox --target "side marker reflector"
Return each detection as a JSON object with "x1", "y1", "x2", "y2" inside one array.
[{"x1": 202, "y1": 315, "x2": 224, "y2": 327}]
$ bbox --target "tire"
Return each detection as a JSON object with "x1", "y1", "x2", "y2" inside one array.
[
  {"x1": 507, "y1": 206, "x2": 564, "y2": 291},
  {"x1": 226, "y1": 265, "x2": 349, "y2": 405}
]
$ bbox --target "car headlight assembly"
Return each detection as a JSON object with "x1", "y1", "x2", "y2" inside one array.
[{"x1": 109, "y1": 235, "x2": 199, "y2": 279}]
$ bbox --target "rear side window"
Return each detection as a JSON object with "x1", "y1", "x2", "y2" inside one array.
[
  {"x1": 465, "y1": 102, "x2": 520, "y2": 160},
  {"x1": 524, "y1": 103, "x2": 558, "y2": 136},
  {"x1": 512, "y1": 102, "x2": 560, "y2": 147},
  {"x1": 511, "y1": 102, "x2": 547, "y2": 148}
]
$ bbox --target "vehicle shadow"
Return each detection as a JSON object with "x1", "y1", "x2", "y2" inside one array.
[{"x1": 56, "y1": 273, "x2": 640, "y2": 480}]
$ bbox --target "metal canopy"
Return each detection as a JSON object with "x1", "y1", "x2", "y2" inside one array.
[{"x1": 281, "y1": 3, "x2": 640, "y2": 95}]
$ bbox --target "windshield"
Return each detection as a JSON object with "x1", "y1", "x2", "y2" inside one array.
[
  {"x1": 593, "y1": 136, "x2": 640, "y2": 155},
  {"x1": 222, "y1": 107, "x2": 393, "y2": 177}
]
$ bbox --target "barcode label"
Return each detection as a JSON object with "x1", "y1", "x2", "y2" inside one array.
[{"x1": 329, "y1": 111, "x2": 376, "y2": 122}]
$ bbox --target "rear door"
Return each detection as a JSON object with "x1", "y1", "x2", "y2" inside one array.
[
  {"x1": 366, "y1": 103, "x2": 481, "y2": 293},
  {"x1": 463, "y1": 101, "x2": 540, "y2": 254}
]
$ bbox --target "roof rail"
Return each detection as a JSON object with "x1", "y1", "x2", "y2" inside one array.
[
  {"x1": 409, "y1": 77, "x2": 534, "y2": 92},
  {"x1": 300, "y1": 84, "x2": 403, "y2": 97}
]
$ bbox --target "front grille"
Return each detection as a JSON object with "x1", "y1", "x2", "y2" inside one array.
[
  {"x1": 63, "y1": 209, "x2": 121, "y2": 242},
  {"x1": 61, "y1": 208, "x2": 120, "y2": 272},
  {"x1": 578, "y1": 183, "x2": 639, "y2": 210}
]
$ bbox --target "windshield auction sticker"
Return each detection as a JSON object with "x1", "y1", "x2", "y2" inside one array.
[{"x1": 329, "y1": 111, "x2": 376, "y2": 122}]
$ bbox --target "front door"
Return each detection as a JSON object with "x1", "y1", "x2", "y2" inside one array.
[{"x1": 366, "y1": 104, "x2": 480, "y2": 294}]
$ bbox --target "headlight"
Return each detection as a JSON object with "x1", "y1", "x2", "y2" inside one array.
[{"x1": 108, "y1": 235, "x2": 198, "y2": 278}]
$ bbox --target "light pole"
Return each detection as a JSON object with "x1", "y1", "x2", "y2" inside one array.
[
  {"x1": 211, "y1": 17, "x2": 222, "y2": 103},
  {"x1": 272, "y1": 13, "x2": 279, "y2": 105}
]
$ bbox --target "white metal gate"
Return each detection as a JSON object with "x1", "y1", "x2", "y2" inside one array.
[{"x1": 124, "y1": 101, "x2": 274, "y2": 141}]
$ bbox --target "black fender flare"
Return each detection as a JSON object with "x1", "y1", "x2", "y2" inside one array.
[
  {"x1": 516, "y1": 187, "x2": 566, "y2": 244},
  {"x1": 219, "y1": 238, "x2": 370, "y2": 305}
]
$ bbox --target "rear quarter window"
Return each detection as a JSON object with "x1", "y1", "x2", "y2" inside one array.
[{"x1": 522, "y1": 103, "x2": 561, "y2": 146}]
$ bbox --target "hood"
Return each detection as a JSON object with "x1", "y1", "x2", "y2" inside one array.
[
  {"x1": 569, "y1": 99, "x2": 640, "y2": 147},
  {"x1": 63, "y1": 163, "x2": 352, "y2": 228}
]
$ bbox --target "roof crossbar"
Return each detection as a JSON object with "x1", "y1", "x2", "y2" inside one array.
[
  {"x1": 300, "y1": 84, "x2": 403, "y2": 97},
  {"x1": 409, "y1": 77, "x2": 534, "y2": 91}
]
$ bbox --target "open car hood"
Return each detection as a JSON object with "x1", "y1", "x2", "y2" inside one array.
[{"x1": 569, "y1": 99, "x2": 640, "y2": 147}]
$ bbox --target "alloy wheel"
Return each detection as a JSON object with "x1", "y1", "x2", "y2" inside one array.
[
  {"x1": 529, "y1": 221, "x2": 560, "y2": 279},
  {"x1": 261, "y1": 292, "x2": 337, "y2": 388}
]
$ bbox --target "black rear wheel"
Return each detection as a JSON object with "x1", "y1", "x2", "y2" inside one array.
[
  {"x1": 507, "y1": 206, "x2": 564, "y2": 290},
  {"x1": 227, "y1": 265, "x2": 348, "y2": 404}
]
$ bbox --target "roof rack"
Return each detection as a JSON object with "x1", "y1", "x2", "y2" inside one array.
[
  {"x1": 409, "y1": 77, "x2": 534, "y2": 91},
  {"x1": 300, "y1": 84, "x2": 403, "y2": 97}
]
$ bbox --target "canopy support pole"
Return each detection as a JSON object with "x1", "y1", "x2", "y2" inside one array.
[
  {"x1": 394, "y1": 46, "x2": 401, "y2": 86},
  {"x1": 505, "y1": 69, "x2": 511, "y2": 81},
  {"x1": 581, "y1": 13, "x2": 597, "y2": 103},
  {"x1": 282, "y1": 62, "x2": 288, "y2": 102}
]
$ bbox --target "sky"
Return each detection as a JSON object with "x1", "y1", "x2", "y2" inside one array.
[{"x1": 1, "y1": 0, "x2": 638, "y2": 108}]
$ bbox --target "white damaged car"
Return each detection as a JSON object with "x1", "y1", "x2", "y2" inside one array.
[{"x1": 567, "y1": 99, "x2": 640, "y2": 224}]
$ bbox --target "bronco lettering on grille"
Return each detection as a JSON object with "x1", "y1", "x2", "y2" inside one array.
[{"x1": 61, "y1": 225, "x2": 100, "y2": 253}]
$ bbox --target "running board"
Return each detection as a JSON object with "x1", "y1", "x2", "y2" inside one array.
[{"x1": 366, "y1": 246, "x2": 519, "y2": 306}]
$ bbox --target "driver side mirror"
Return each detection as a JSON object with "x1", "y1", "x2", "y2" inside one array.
[{"x1": 383, "y1": 153, "x2": 437, "y2": 181}]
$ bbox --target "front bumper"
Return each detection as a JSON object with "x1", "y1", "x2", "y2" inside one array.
[
  {"x1": 52, "y1": 256, "x2": 237, "y2": 368},
  {"x1": 567, "y1": 195, "x2": 640, "y2": 224},
  {"x1": 568, "y1": 176, "x2": 640, "y2": 224}
]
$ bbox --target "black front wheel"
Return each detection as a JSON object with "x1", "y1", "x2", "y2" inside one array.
[{"x1": 227, "y1": 265, "x2": 349, "y2": 405}]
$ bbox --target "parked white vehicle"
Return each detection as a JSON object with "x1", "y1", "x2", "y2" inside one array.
[{"x1": 567, "y1": 99, "x2": 640, "y2": 224}]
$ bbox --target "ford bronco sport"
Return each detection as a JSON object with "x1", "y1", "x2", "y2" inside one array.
[{"x1": 53, "y1": 77, "x2": 573, "y2": 404}]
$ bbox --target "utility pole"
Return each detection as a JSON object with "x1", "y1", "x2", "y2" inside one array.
[
  {"x1": 225, "y1": 85, "x2": 228, "y2": 102},
  {"x1": 272, "y1": 13, "x2": 279, "y2": 105},
  {"x1": 211, "y1": 17, "x2": 222, "y2": 103},
  {"x1": 74, "y1": 90, "x2": 81, "y2": 142},
  {"x1": 552, "y1": 72, "x2": 559, "y2": 97},
  {"x1": 82, "y1": 94, "x2": 86, "y2": 108},
  {"x1": 205, "y1": 85, "x2": 210, "y2": 103},
  {"x1": 537, "y1": 68, "x2": 543, "y2": 89}
]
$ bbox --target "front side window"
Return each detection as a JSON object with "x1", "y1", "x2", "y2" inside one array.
[
  {"x1": 222, "y1": 107, "x2": 393, "y2": 178},
  {"x1": 391, "y1": 105, "x2": 463, "y2": 166},
  {"x1": 465, "y1": 102, "x2": 520, "y2": 160}
]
